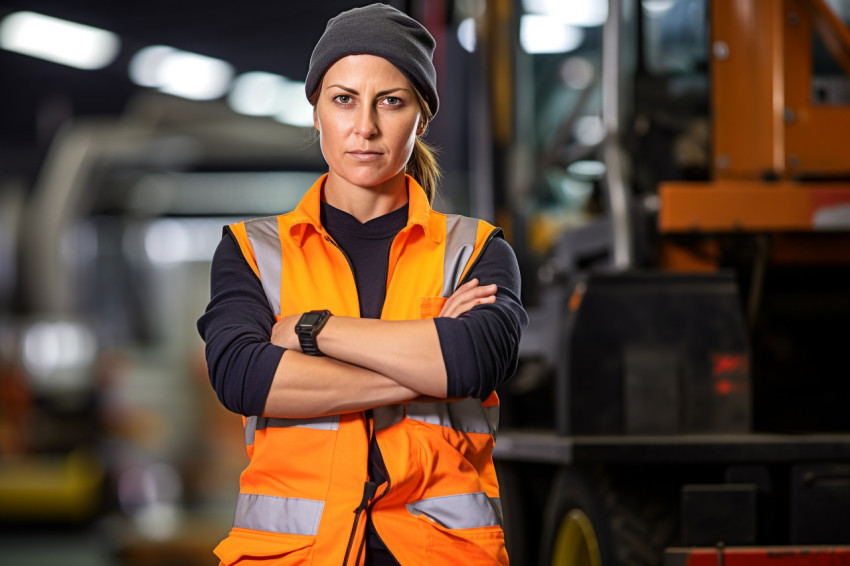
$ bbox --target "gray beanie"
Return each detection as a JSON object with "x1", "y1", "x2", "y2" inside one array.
[{"x1": 305, "y1": 3, "x2": 439, "y2": 117}]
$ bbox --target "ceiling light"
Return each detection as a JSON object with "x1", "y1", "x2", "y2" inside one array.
[
  {"x1": 156, "y1": 50, "x2": 233, "y2": 101},
  {"x1": 228, "y1": 72, "x2": 288, "y2": 116},
  {"x1": 643, "y1": 0, "x2": 676, "y2": 17},
  {"x1": 522, "y1": 0, "x2": 608, "y2": 27},
  {"x1": 560, "y1": 56, "x2": 595, "y2": 89},
  {"x1": 129, "y1": 45, "x2": 234, "y2": 101},
  {"x1": 22, "y1": 321, "x2": 96, "y2": 389},
  {"x1": 520, "y1": 15, "x2": 585, "y2": 54},
  {"x1": 574, "y1": 115, "x2": 606, "y2": 146},
  {"x1": 0, "y1": 11, "x2": 120, "y2": 70},
  {"x1": 227, "y1": 72, "x2": 313, "y2": 126},
  {"x1": 274, "y1": 80, "x2": 315, "y2": 128},
  {"x1": 457, "y1": 18, "x2": 477, "y2": 53},
  {"x1": 567, "y1": 159, "x2": 607, "y2": 180},
  {"x1": 128, "y1": 45, "x2": 176, "y2": 87}
]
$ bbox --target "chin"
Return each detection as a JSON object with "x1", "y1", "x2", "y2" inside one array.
[{"x1": 338, "y1": 168, "x2": 404, "y2": 189}]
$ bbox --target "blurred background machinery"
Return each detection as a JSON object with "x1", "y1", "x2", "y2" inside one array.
[{"x1": 1, "y1": 1, "x2": 850, "y2": 565}]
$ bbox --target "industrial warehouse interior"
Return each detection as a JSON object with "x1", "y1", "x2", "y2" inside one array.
[{"x1": 1, "y1": 1, "x2": 850, "y2": 565}]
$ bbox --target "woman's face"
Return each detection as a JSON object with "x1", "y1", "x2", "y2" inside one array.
[{"x1": 314, "y1": 54, "x2": 423, "y2": 192}]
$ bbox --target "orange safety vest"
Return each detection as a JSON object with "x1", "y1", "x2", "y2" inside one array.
[{"x1": 216, "y1": 174, "x2": 508, "y2": 566}]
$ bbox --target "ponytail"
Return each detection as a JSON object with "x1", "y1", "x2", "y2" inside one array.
[
  {"x1": 407, "y1": 86, "x2": 441, "y2": 205},
  {"x1": 407, "y1": 137, "x2": 441, "y2": 205}
]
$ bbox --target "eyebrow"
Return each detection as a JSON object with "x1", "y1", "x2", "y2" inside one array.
[{"x1": 325, "y1": 84, "x2": 410, "y2": 97}]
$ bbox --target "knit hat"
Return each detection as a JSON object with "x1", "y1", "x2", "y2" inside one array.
[{"x1": 305, "y1": 3, "x2": 439, "y2": 117}]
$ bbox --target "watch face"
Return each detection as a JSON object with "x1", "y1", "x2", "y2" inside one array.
[{"x1": 300, "y1": 312, "x2": 323, "y2": 327}]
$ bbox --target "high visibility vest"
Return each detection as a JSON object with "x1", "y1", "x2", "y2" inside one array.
[{"x1": 215, "y1": 174, "x2": 508, "y2": 566}]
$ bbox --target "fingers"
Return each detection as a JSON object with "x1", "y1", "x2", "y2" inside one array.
[
  {"x1": 438, "y1": 278, "x2": 498, "y2": 318},
  {"x1": 270, "y1": 313, "x2": 301, "y2": 350}
]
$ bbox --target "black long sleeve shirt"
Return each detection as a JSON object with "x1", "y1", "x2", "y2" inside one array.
[
  {"x1": 197, "y1": 201, "x2": 528, "y2": 416},
  {"x1": 197, "y1": 201, "x2": 527, "y2": 565}
]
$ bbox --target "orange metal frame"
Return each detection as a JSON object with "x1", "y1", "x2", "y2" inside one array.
[
  {"x1": 658, "y1": 0, "x2": 850, "y2": 234},
  {"x1": 659, "y1": 180, "x2": 850, "y2": 231}
]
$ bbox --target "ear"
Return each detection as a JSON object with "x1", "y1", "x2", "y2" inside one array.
[
  {"x1": 313, "y1": 107, "x2": 320, "y2": 132},
  {"x1": 416, "y1": 120, "x2": 426, "y2": 136}
]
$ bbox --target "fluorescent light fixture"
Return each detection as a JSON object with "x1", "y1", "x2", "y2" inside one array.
[
  {"x1": 0, "y1": 11, "x2": 120, "y2": 70},
  {"x1": 227, "y1": 71, "x2": 313, "y2": 126},
  {"x1": 560, "y1": 56, "x2": 595, "y2": 90},
  {"x1": 520, "y1": 15, "x2": 585, "y2": 54},
  {"x1": 142, "y1": 218, "x2": 218, "y2": 264},
  {"x1": 128, "y1": 45, "x2": 175, "y2": 87},
  {"x1": 574, "y1": 115, "x2": 606, "y2": 146},
  {"x1": 643, "y1": 0, "x2": 676, "y2": 17},
  {"x1": 129, "y1": 45, "x2": 234, "y2": 101},
  {"x1": 567, "y1": 159, "x2": 607, "y2": 180},
  {"x1": 22, "y1": 321, "x2": 96, "y2": 389},
  {"x1": 157, "y1": 50, "x2": 233, "y2": 100},
  {"x1": 274, "y1": 80, "x2": 315, "y2": 128},
  {"x1": 457, "y1": 18, "x2": 477, "y2": 53},
  {"x1": 228, "y1": 71, "x2": 288, "y2": 116},
  {"x1": 522, "y1": 0, "x2": 608, "y2": 27}
]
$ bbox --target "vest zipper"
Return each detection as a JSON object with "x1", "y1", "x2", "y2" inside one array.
[
  {"x1": 325, "y1": 232, "x2": 372, "y2": 566},
  {"x1": 323, "y1": 229, "x2": 399, "y2": 564},
  {"x1": 342, "y1": 479, "x2": 379, "y2": 566},
  {"x1": 355, "y1": 436, "x2": 399, "y2": 566},
  {"x1": 323, "y1": 235, "x2": 358, "y2": 288}
]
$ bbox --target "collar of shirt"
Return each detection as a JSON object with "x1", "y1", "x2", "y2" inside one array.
[{"x1": 287, "y1": 173, "x2": 443, "y2": 247}]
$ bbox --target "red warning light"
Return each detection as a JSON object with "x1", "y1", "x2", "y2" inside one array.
[
  {"x1": 713, "y1": 354, "x2": 746, "y2": 377},
  {"x1": 715, "y1": 379, "x2": 733, "y2": 395}
]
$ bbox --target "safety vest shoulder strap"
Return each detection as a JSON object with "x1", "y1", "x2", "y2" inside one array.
[
  {"x1": 442, "y1": 214, "x2": 501, "y2": 297},
  {"x1": 229, "y1": 216, "x2": 284, "y2": 317}
]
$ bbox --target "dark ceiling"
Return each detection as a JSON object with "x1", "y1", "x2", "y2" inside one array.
[{"x1": 0, "y1": 1, "x2": 409, "y2": 177}]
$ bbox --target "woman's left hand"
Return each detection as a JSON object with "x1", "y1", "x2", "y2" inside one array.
[{"x1": 271, "y1": 314, "x2": 302, "y2": 351}]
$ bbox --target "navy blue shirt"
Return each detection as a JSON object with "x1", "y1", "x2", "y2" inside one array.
[{"x1": 197, "y1": 203, "x2": 528, "y2": 416}]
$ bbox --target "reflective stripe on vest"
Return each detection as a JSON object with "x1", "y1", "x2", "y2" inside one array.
[
  {"x1": 406, "y1": 397, "x2": 499, "y2": 437},
  {"x1": 244, "y1": 415, "x2": 340, "y2": 446},
  {"x1": 234, "y1": 493, "x2": 324, "y2": 535},
  {"x1": 407, "y1": 492, "x2": 503, "y2": 529},
  {"x1": 244, "y1": 217, "x2": 283, "y2": 317},
  {"x1": 442, "y1": 215, "x2": 479, "y2": 298}
]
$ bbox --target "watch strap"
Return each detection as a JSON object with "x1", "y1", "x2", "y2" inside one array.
[{"x1": 296, "y1": 310, "x2": 331, "y2": 356}]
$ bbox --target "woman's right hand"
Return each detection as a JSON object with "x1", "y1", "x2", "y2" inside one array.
[{"x1": 438, "y1": 278, "x2": 497, "y2": 318}]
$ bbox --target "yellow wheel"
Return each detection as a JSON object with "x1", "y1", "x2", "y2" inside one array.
[{"x1": 550, "y1": 508, "x2": 603, "y2": 566}]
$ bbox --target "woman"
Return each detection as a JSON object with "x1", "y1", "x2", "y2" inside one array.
[{"x1": 198, "y1": 4, "x2": 527, "y2": 565}]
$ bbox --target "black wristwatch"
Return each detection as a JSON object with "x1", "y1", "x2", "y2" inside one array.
[{"x1": 295, "y1": 310, "x2": 332, "y2": 356}]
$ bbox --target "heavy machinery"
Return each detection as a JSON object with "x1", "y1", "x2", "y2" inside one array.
[
  {"x1": 492, "y1": 0, "x2": 850, "y2": 564},
  {"x1": 3, "y1": 1, "x2": 850, "y2": 564}
]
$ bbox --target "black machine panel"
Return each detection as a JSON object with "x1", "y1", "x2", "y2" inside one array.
[{"x1": 562, "y1": 271, "x2": 750, "y2": 435}]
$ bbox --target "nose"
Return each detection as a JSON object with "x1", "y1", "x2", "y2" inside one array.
[{"x1": 354, "y1": 106, "x2": 379, "y2": 138}]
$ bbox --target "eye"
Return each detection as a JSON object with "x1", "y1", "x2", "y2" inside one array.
[
  {"x1": 381, "y1": 96, "x2": 403, "y2": 107},
  {"x1": 333, "y1": 94, "x2": 353, "y2": 105}
]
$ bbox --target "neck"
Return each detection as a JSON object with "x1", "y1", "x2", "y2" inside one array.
[{"x1": 323, "y1": 171, "x2": 409, "y2": 223}]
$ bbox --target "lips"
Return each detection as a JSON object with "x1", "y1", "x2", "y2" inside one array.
[{"x1": 347, "y1": 150, "x2": 383, "y2": 161}]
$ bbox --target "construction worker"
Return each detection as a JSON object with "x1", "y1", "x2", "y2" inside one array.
[{"x1": 197, "y1": 4, "x2": 527, "y2": 564}]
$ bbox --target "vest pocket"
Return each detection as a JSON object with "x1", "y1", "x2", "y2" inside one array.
[
  {"x1": 214, "y1": 528, "x2": 315, "y2": 565},
  {"x1": 416, "y1": 514, "x2": 508, "y2": 564},
  {"x1": 419, "y1": 296, "x2": 447, "y2": 319}
]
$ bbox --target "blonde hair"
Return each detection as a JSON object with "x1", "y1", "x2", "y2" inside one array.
[
  {"x1": 407, "y1": 86, "x2": 441, "y2": 205},
  {"x1": 309, "y1": 79, "x2": 441, "y2": 205}
]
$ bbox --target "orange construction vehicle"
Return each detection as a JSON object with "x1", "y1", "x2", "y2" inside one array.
[{"x1": 492, "y1": 1, "x2": 850, "y2": 564}]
